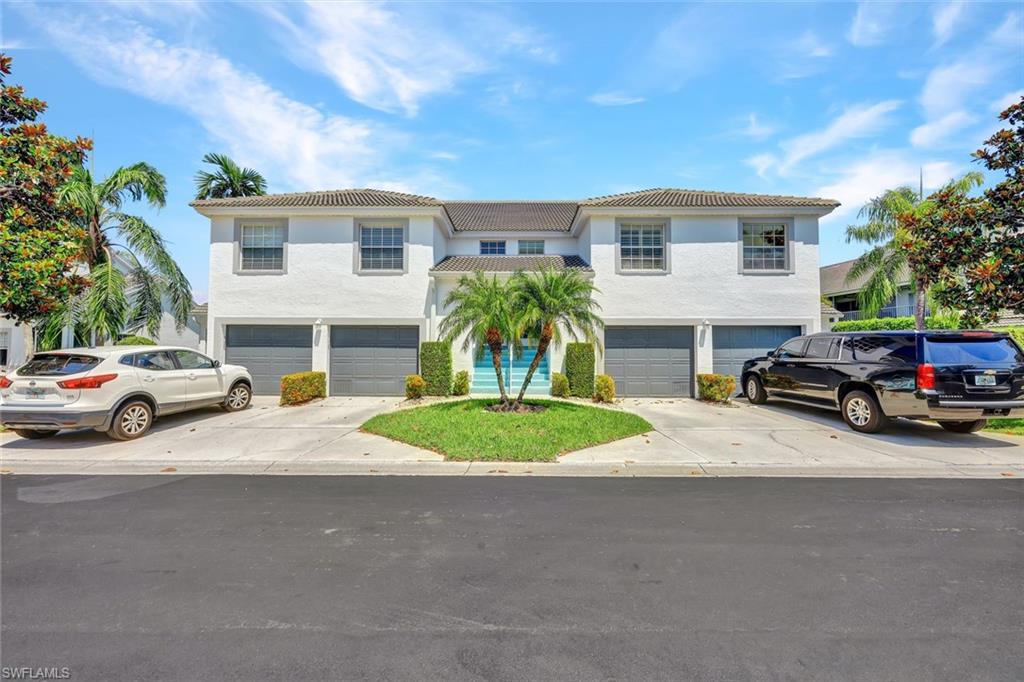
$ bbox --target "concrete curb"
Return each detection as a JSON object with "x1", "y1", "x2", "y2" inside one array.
[{"x1": 2, "y1": 459, "x2": 1020, "y2": 478}]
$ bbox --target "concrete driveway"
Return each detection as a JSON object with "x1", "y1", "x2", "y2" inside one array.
[{"x1": 1, "y1": 395, "x2": 1021, "y2": 477}]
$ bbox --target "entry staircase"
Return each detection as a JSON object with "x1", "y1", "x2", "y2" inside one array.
[{"x1": 471, "y1": 345, "x2": 550, "y2": 397}]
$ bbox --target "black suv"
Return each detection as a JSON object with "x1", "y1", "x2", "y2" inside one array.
[{"x1": 741, "y1": 330, "x2": 1024, "y2": 433}]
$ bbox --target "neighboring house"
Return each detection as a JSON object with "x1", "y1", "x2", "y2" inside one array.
[
  {"x1": 820, "y1": 302, "x2": 844, "y2": 331},
  {"x1": 0, "y1": 317, "x2": 30, "y2": 373},
  {"x1": 820, "y1": 258, "x2": 920, "y2": 321},
  {"x1": 192, "y1": 187, "x2": 839, "y2": 397}
]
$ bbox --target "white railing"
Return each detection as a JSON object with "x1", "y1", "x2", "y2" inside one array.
[{"x1": 841, "y1": 305, "x2": 922, "y2": 320}]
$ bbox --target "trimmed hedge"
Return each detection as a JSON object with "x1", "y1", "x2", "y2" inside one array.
[
  {"x1": 697, "y1": 373, "x2": 736, "y2": 403},
  {"x1": 280, "y1": 371, "x2": 326, "y2": 406},
  {"x1": 116, "y1": 335, "x2": 155, "y2": 345},
  {"x1": 565, "y1": 343, "x2": 595, "y2": 398},
  {"x1": 419, "y1": 341, "x2": 453, "y2": 396},
  {"x1": 550, "y1": 372, "x2": 569, "y2": 398},
  {"x1": 405, "y1": 374, "x2": 426, "y2": 399},
  {"x1": 831, "y1": 316, "x2": 958, "y2": 332},
  {"x1": 453, "y1": 370, "x2": 470, "y2": 396},
  {"x1": 995, "y1": 325, "x2": 1024, "y2": 349},
  {"x1": 593, "y1": 374, "x2": 615, "y2": 403}
]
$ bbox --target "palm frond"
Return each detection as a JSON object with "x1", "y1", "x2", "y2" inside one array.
[
  {"x1": 111, "y1": 213, "x2": 193, "y2": 330},
  {"x1": 124, "y1": 258, "x2": 165, "y2": 338},
  {"x1": 98, "y1": 162, "x2": 167, "y2": 209},
  {"x1": 81, "y1": 259, "x2": 129, "y2": 341}
]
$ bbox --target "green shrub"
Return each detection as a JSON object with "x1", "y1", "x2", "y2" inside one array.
[
  {"x1": 697, "y1": 373, "x2": 736, "y2": 403},
  {"x1": 593, "y1": 374, "x2": 615, "y2": 403},
  {"x1": 405, "y1": 374, "x2": 426, "y2": 399},
  {"x1": 279, "y1": 371, "x2": 326, "y2": 406},
  {"x1": 452, "y1": 370, "x2": 470, "y2": 396},
  {"x1": 565, "y1": 343, "x2": 595, "y2": 398},
  {"x1": 831, "y1": 316, "x2": 959, "y2": 332},
  {"x1": 995, "y1": 326, "x2": 1024, "y2": 349},
  {"x1": 419, "y1": 341, "x2": 453, "y2": 396},
  {"x1": 116, "y1": 335, "x2": 155, "y2": 345},
  {"x1": 550, "y1": 372, "x2": 569, "y2": 397}
]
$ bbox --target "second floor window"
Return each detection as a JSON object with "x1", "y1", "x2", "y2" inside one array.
[
  {"x1": 518, "y1": 240, "x2": 545, "y2": 255},
  {"x1": 360, "y1": 223, "x2": 404, "y2": 271},
  {"x1": 742, "y1": 222, "x2": 788, "y2": 271},
  {"x1": 619, "y1": 222, "x2": 666, "y2": 271},
  {"x1": 480, "y1": 240, "x2": 506, "y2": 255},
  {"x1": 240, "y1": 223, "x2": 285, "y2": 271}
]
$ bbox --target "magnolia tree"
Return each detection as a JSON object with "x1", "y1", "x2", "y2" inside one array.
[{"x1": 0, "y1": 54, "x2": 90, "y2": 352}]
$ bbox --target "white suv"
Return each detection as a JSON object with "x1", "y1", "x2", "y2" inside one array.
[{"x1": 0, "y1": 346, "x2": 253, "y2": 441}]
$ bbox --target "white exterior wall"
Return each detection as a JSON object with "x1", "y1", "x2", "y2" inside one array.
[{"x1": 0, "y1": 317, "x2": 30, "y2": 372}]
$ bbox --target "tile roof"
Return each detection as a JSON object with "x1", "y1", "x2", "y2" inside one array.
[
  {"x1": 430, "y1": 255, "x2": 592, "y2": 273},
  {"x1": 820, "y1": 302, "x2": 844, "y2": 317},
  {"x1": 190, "y1": 188, "x2": 442, "y2": 208},
  {"x1": 820, "y1": 258, "x2": 910, "y2": 295},
  {"x1": 581, "y1": 187, "x2": 839, "y2": 208},
  {"x1": 444, "y1": 201, "x2": 578, "y2": 232}
]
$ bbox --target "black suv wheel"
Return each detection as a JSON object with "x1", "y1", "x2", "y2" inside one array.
[
  {"x1": 841, "y1": 390, "x2": 889, "y2": 434},
  {"x1": 938, "y1": 419, "x2": 987, "y2": 434}
]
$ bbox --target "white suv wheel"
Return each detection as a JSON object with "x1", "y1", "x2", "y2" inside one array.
[
  {"x1": 121, "y1": 405, "x2": 150, "y2": 435},
  {"x1": 224, "y1": 384, "x2": 252, "y2": 411}
]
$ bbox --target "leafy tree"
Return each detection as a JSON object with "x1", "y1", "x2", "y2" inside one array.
[
  {"x1": 0, "y1": 54, "x2": 89, "y2": 352},
  {"x1": 845, "y1": 174, "x2": 983, "y2": 330},
  {"x1": 194, "y1": 152, "x2": 267, "y2": 199},
  {"x1": 922, "y1": 97, "x2": 1024, "y2": 326},
  {"x1": 55, "y1": 163, "x2": 193, "y2": 341},
  {"x1": 438, "y1": 271, "x2": 518, "y2": 406},
  {"x1": 509, "y1": 269, "x2": 603, "y2": 407}
]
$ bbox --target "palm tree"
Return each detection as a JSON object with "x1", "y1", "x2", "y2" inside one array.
[
  {"x1": 438, "y1": 271, "x2": 518, "y2": 406},
  {"x1": 846, "y1": 173, "x2": 983, "y2": 330},
  {"x1": 194, "y1": 152, "x2": 267, "y2": 199},
  {"x1": 509, "y1": 269, "x2": 603, "y2": 406},
  {"x1": 54, "y1": 163, "x2": 192, "y2": 342}
]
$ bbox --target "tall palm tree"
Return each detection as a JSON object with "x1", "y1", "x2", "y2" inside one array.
[
  {"x1": 509, "y1": 269, "x2": 603, "y2": 406},
  {"x1": 438, "y1": 272, "x2": 519, "y2": 406},
  {"x1": 53, "y1": 163, "x2": 192, "y2": 342},
  {"x1": 194, "y1": 152, "x2": 267, "y2": 199},
  {"x1": 846, "y1": 173, "x2": 983, "y2": 330}
]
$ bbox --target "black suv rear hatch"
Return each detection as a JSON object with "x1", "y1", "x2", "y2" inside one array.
[{"x1": 924, "y1": 333, "x2": 1024, "y2": 402}]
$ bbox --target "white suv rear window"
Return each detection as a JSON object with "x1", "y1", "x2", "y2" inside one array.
[{"x1": 17, "y1": 354, "x2": 101, "y2": 376}]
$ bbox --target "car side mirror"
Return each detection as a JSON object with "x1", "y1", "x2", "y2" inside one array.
[
  {"x1": 767, "y1": 350, "x2": 778, "y2": 360},
  {"x1": 212, "y1": 360, "x2": 221, "y2": 368}
]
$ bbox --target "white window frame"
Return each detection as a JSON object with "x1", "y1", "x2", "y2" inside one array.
[
  {"x1": 235, "y1": 219, "x2": 288, "y2": 275},
  {"x1": 739, "y1": 219, "x2": 793, "y2": 274},
  {"x1": 615, "y1": 219, "x2": 670, "y2": 274},
  {"x1": 355, "y1": 219, "x2": 408, "y2": 275},
  {"x1": 479, "y1": 240, "x2": 507, "y2": 255},
  {"x1": 518, "y1": 239, "x2": 545, "y2": 255}
]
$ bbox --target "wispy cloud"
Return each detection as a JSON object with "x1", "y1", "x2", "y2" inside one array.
[
  {"x1": 910, "y1": 110, "x2": 975, "y2": 148},
  {"x1": 993, "y1": 90, "x2": 1024, "y2": 113},
  {"x1": 795, "y1": 30, "x2": 833, "y2": 58},
  {"x1": 740, "y1": 114, "x2": 776, "y2": 139},
  {"x1": 258, "y1": 1, "x2": 556, "y2": 117},
  {"x1": 428, "y1": 151, "x2": 459, "y2": 161},
  {"x1": 847, "y1": 2, "x2": 898, "y2": 47},
  {"x1": 588, "y1": 92, "x2": 645, "y2": 106},
  {"x1": 745, "y1": 153, "x2": 776, "y2": 179},
  {"x1": 932, "y1": 1, "x2": 967, "y2": 46}
]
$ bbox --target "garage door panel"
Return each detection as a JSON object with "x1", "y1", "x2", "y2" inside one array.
[
  {"x1": 330, "y1": 325, "x2": 418, "y2": 396},
  {"x1": 225, "y1": 325, "x2": 313, "y2": 395},
  {"x1": 605, "y1": 326, "x2": 694, "y2": 397},
  {"x1": 712, "y1": 325, "x2": 801, "y2": 389}
]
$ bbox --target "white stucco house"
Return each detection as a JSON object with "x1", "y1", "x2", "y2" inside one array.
[{"x1": 191, "y1": 187, "x2": 839, "y2": 396}]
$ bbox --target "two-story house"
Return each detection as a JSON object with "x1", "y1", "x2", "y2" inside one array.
[{"x1": 191, "y1": 188, "x2": 839, "y2": 397}]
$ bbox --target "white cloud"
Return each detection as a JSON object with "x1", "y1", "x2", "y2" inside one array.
[
  {"x1": 795, "y1": 30, "x2": 832, "y2": 58},
  {"x1": 22, "y1": 6, "x2": 445, "y2": 193},
  {"x1": 920, "y1": 60, "x2": 993, "y2": 118},
  {"x1": 745, "y1": 153, "x2": 777, "y2": 179},
  {"x1": 428, "y1": 151, "x2": 459, "y2": 161},
  {"x1": 775, "y1": 100, "x2": 903, "y2": 174},
  {"x1": 588, "y1": 92, "x2": 645, "y2": 106},
  {"x1": 932, "y1": 1, "x2": 966, "y2": 46},
  {"x1": 993, "y1": 90, "x2": 1024, "y2": 113},
  {"x1": 740, "y1": 114, "x2": 776, "y2": 139},
  {"x1": 847, "y1": 2, "x2": 898, "y2": 46},
  {"x1": 991, "y1": 11, "x2": 1022, "y2": 45},
  {"x1": 910, "y1": 110, "x2": 976, "y2": 148},
  {"x1": 259, "y1": 1, "x2": 556, "y2": 117}
]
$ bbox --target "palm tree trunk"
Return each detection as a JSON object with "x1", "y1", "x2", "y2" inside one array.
[
  {"x1": 486, "y1": 329, "x2": 509, "y2": 405},
  {"x1": 514, "y1": 323, "x2": 552, "y2": 406},
  {"x1": 914, "y1": 279, "x2": 927, "y2": 331}
]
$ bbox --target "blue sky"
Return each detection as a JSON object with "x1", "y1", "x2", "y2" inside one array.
[{"x1": 3, "y1": 1, "x2": 1022, "y2": 301}]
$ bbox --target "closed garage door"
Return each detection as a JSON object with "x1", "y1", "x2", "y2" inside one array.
[
  {"x1": 713, "y1": 325, "x2": 801, "y2": 387},
  {"x1": 605, "y1": 326, "x2": 694, "y2": 397},
  {"x1": 330, "y1": 326, "x2": 418, "y2": 396},
  {"x1": 225, "y1": 325, "x2": 313, "y2": 395}
]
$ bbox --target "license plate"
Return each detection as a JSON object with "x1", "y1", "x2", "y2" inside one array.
[{"x1": 974, "y1": 375, "x2": 996, "y2": 386}]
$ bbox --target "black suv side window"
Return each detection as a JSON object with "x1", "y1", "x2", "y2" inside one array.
[
  {"x1": 805, "y1": 336, "x2": 837, "y2": 360},
  {"x1": 848, "y1": 335, "x2": 917, "y2": 364},
  {"x1": 777, "y1": 338, "x2": 807, "y2": 359}
]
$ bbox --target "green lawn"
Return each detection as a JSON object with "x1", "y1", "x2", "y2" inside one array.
[
  {"x1": 361, "y1": 399, "x2": 652, "y2": 462},
  {"x1": 985, "y1": 418, "x2": 1024, "y2": 437}
]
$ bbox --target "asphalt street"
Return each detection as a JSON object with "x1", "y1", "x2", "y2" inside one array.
[{"x1": 1, "y1": 475, "x2": 1021, "y2": 681}]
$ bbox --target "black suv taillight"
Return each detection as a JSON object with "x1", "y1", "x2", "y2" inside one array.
[{"x1": 916, "y1": 363, "x2": 936, "y2": 390}]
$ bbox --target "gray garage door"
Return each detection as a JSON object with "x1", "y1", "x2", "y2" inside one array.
[
  {"x1": 330, "y1": 326, "x2": 418, "y2": 396},
  {"x1": 604, "y1": 326, "x2": 694, "y2": 397},
  {"x1": 225, "y1": 325, "x2": 313, "y2": 395},
  {"x1": 712, "y1": 325, "x2": 801, "y2": 388}
]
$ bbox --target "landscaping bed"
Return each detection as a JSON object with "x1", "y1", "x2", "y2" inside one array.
[
  {"x1": 361, "y1": 399, "x2": 652, "y2": 462},
  {"x1": 985, "y1": 418, "x2": 1024, "y2": 437}
]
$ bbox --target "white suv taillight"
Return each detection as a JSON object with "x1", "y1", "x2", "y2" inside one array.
[
  {"x1": 57, "y1": 373, "x2": 119, "y2": 389},
  {"x1": 0, "y1": 375, "x2": 11, "y2": 389}
]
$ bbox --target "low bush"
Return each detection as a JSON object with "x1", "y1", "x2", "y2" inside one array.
[
  {"x1": 419, "y1": 341, "x2": 452, "y2": 396},
  {"x1": 593, "y1": 374, "x2": 615, "y2": 403},
  {"x1": 995, "y1": 325, "x2": 1024, "y2": 349},
  {"x1": 280, "y1": 371, "x2": 326, "y2": 406},
  {"x1": 697, "y1": 373, "x2": 736, "y2": 403},
  {"x1": 452, "y1": 370, "x2": 470, "y2": 396},
  {"x1": 116, "y1": 335, "x2": 155, "y2": 345},
  {"x1": 405, "y1": 374, "x2": 426, "y2": 399},
  {"x1": 551, "y1": 372, "x2": 569, "y2": 397},
  {"x1": 565, "y1": 343, "x2": 595, "y2": 398},
  {"x1": 831, "y1": 316, "x2": 958, "y2": 332}
]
